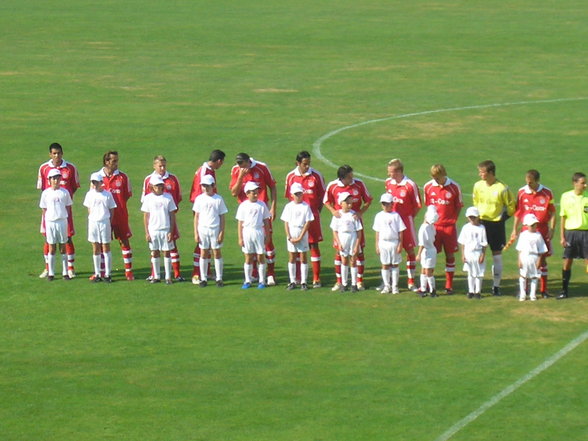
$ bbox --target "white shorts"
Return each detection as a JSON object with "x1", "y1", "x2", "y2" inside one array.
[
  {"x1": 149, "y1": 230, "x2": 173, "y2": 251},
  {"x1": 338, "y1": 231, "x2": 358, "y2": 257},
  {"x1": 88, "y1": 219, "x2": 112, "y2": 244},
  {"x1": 519, "y1": 253, "x2": 540, "y2": 278},
  {"x1": 287, "y1": 226, "x2": 309, "y2": 253},
  {"x1": 463, "y1": 250, "x2": 485, "y2": 277},
  {"x1": 198, "y1": 226, "x2": 222, "y2": 250},
  {"x1": 378, "y1": 240, "x2": 401, "y2": 265},
  {"x1": 45, "y1": 219, "x2": 68, "y2": 245},
  {"x1": 242, "y1": 227, "x2": 265, "y2": 255},
  {"x1": 420, "y1": 246, "x2": 437, "y2": 269}
]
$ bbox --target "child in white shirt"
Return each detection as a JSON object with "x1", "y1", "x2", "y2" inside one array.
[
  {"x1": 516, "y1": 214, "x2": 548, "y2": 301},
  {"x1": 458, "y1": 207, "x2": 488, "y2": 299},
  {"x1": 372, "y1": 193, "x2": 405, "y2": 294},
  {"x1": 281, "y1": 183, "x2": 314, "y2": 290},
  {"x1": 416, "y1": 206, "x2": 439, "y2": 297},
  {"x1": 83, "y1": 172, "x2": 117, "y2": 282}
]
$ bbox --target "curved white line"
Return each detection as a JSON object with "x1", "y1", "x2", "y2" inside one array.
[
  {"x1": 434, "y1": 329, "x2": 588, "y2": 441},
  {"x1": 312, "y1": 97, "x2": 588, "y2": 183}
]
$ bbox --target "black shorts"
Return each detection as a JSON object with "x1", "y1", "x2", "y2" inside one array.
[
  {"x1": 481, "y1": 219, "x2": 506, "y2": 252},
  {"x1": 563, "y1": 230, "x2": 588, "y2": 259}
]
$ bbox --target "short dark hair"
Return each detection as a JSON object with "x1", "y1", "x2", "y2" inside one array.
[
  {"x1": 49, "y1": 142, "x2": 63, "y2": 153},
  {"x1": 478, "y1": 160, "x2": 495, "y2": 175},
  {"x1": 337, "y1": 165, "x2": 353, "y2": 180},
  {"x1": 235, "y1": 152, "x2": 250, "y2": 164},
  {"x1": 296, "y1": 151, "x2": 311, "y2": 163},
  {"x1": 103, "y1": 150, "x2": 119, "y2": 165},
  {"x1": 526, "y1": 169, "x2": 540, "y2": 181},
  {"x1": 209, "y1": 149, "x2": 226, "y2": 162},
  {"x1": 572, "y1": 172, "x2": 586, "y2": 183}
]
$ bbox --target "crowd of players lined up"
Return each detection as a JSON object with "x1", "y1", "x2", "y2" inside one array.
[{"x1": 37, "y1": 143, "x2": 588, "y2": 299}]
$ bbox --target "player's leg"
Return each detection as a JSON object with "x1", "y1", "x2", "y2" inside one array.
[
  {"x1": 265, "y1": 225, "x2": 276, "y2": 285},
  {"x1": 192, "y1": 244, "x2": 201, "y2": 283}
]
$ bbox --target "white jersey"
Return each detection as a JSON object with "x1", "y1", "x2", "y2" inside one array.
[
  {"x1": 39, "y1": 187, "x2": 73, "y2": 221},
  {"x1": 192, "y1": 193, "x2": 228, "y2": 229},
  {"x1": 329, "y1": 210, "x2": 363, "y2": 234},
  {"x1": 418, "y1": 223, "x2": 436, "y2": 250},
  {"x1": 458, "y1": 223, "x2": 488, "y2": 253},
  {"x1": 141, "y1": 192, "x2": 177, "y2": 231},
  {"x1": 373, "y1": 211, "x2": 406, "y2": 242},
  {"x1": 235, "y1": 199, "x2": 271, "y2": 229},
  {"x1": 280, "y1": 201, "x2": 314, "y2": 231},
  {"x1": 516, "y1": 230, "x2": 548, "y2": 256},
  {"x1": 83, "y1": 189, "x2": 117, "y2": 222}
]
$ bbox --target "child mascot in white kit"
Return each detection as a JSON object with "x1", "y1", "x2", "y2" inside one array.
[
  {"x1": 416, "y1": 205, "x2": 439, "y2": 297},
  {"x1": 458, "y1": 207, "x2": 488, "y2": 299},
  {"x1": 516, "y1": 213, "x2": 548, "y2": 301}
]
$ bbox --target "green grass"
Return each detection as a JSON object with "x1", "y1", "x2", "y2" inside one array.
[{"x1": 1, "y1": 1, "x2": 588, "y2": 440}]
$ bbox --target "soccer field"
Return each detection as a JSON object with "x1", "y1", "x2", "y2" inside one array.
[{"x1": 2, "y1": 1, "x2": 588, "y2": 440}]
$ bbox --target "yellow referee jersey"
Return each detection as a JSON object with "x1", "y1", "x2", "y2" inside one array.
[
  {"x1": 472, "y1": 179, "x2": 516, "y2": 222},
  {"x1": 560, "y1": 190, "x2": 588, "y2": 230}
]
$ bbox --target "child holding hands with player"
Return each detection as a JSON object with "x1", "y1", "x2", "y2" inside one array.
[
  {"x1": 330, "y1": 192, "x2": 363, "y2": 292},
  {"x1": 83, "y1": 172, "x2": 117, "y2": 282},
  {"x1": 280, "y1": 182, "x2": 315, "y2": 291},
  {"x1": 515, "y1": 214, "x2": 548, "y2": 301}
]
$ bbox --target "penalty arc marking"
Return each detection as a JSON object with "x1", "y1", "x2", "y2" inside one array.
[{"x1": 312, "y1": 96, "x2": 588, "y2": 183}]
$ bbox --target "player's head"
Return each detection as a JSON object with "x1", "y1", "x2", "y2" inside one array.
[
  {"x1": 103, "y1": 151, "x2": 119, "y2": 170},
  {"x1": 430, "y1": 164, "x2": 447, "y2": 185},
  {"x1": 153, "y1": 155, "x2": 167, "y2": 175},
  {"x1": 477, "y1": 160, "x2": 496, "y2": 180},
  {"x1": 387, "y1": 159, "x2": 404, "y2": 181},
  {"x1": 208, "y1": 150, "x2": 226, "y2": 169},
  {"x1": 235, "y1": 153, "x2": 251, "y2": 168},
  {"x1": 337, "y1": 165, "x2": 353, "y2": 185},
  {"x1": 525, "y1": 169, "x2": 540, "y2": 189},
  {"x1": 48, "y1": 143, "x2": 63, "y2": 164},
  {"x1": 296, "y1": 151, "x2": 311, "y2": 174},
  {"x1": 572, "y1": 172, "x2": 587, "y2": 194}
]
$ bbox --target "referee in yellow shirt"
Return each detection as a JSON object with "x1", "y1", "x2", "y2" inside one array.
[
  {"x1": 473, "y1": 160, "x2": 516, "y2": 296},
  {"x1": 558, "y1": 172, "x2": 588, "y2": 299}
]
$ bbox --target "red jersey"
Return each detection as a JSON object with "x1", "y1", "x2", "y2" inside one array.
[
  {"x1": 284, "y1": 167, "x2": 326, "y2": 215},
  {"x1": 324, "y1": 178, "x2": 373, "y2": 212},
  {"x1": 423, "y1": 177, "x2": 463, "y2": 226},
  {"x1": 384, "y1": 175, "x2": 421, "y2": 220},
  {"x1": 142, "y1": 172, "x2": 182, "y2": 206},
  {"x1": 230, "y1": 158, "x2": 276, "y2": 204},
  {"x1": 515, "y1": 184, "x2": 555, "y2": 226},
  {"x1": 189, "y1": 162, "x2": 217, "y2": 203},
  {"x1": 98, "y1": 168, "x2": 132, "y2": 223},
  {"x1": 37, "y1": 159, "x2": 80, "y2": 197}
]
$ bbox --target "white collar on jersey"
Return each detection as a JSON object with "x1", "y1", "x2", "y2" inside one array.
[
  {"x1": 389, "y1": 175, "x2": 409, "y2": 186},
  {"x1": 45, "y1": 159, "x2": 71, "y2": 168},
  {"x1": 99, "y1": 167, "x2": 120, "y2": 178},
  {"x1": 523, "y1": 184, "x2": 544, "y2": 194},
  {"x1": 293, "y1": 166, "x2": 315, "y2": 177},
  {"x1": 336, "y1": 178, "x2": 357, "y2": 187},
  {"x1": 150, "y1": 170, "x2": 170, "y2": 180},
  {"x1": 429, "y1": 177, "x2": 455, "y2": 187}
]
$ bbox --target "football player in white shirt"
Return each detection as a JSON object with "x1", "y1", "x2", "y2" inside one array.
[
  {"x1": 39, "y1": 169, "x2": 73, "y2": 281},
  {"x1": 193, "y1": 175, "x2": 228, "y2": 288},
  {"x1": 83, "y1": 173, "x2": 117, "y2": 282},
  {"x1": 372, "y1": 193, "x2": 406, "y2": 294},
  {"x1": 141, "y1": 176, "x2": 178, "y2": 285},
  {"x1": 236, "y1": 182, "x2": 272, "y2": 289},
  {"x1": 281, "y1": 182, "x2": 315, "y2": 291},
  {"x1": 330, "y1": 192, "x2": 363, "y2": 292}
]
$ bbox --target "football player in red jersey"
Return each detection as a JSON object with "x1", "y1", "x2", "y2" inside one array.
[
  {"x1": 324, "y1": 165, "x2": 373, "y2": 290},
  {"x1": 423, "y1": 164, "x2": 463, "y2": 294},
  {"x1": 384, "y1": 159, "x2": 422, "y2": 291},
  {"x1": 142, "y1": 155, "x2": 184, "y2": 281},
  {"x1": 230, "y1": 152, "x2": 278, "y2": 285},
  {"x1": 37, "y1": 143, "x2": 80, "y2": 278},
  {"x1": 188, "y1": 150, "x2": 226, "y2": 284},
  {"x1": 510, "y1": 169, "x2": 556, "y2": 297},
  {"x1": 284, "y1": 151, "x2": 326, "y2": 288}
]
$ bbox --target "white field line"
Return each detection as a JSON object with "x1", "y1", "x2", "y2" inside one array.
[
  {"x1": 433, "y1": 328, "x2": 588, "y2": 441},
  {"x1": 312, "y1": 97, "x2": 588, "y2": 184}
]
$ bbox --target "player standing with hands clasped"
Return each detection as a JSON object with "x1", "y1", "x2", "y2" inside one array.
[
  {"x1": 141, "y1": 176, "x2": 178, "y2": 285},
  {"x1": 281, "y1": 182, "x2": 315, "y2": 291},
  {"x1": 192, "y1": 174, "x2": 228, "y2": 288},
  {"x1": 516, "y1": 214, "x2": 548, "y2": 301},
  {"x1": 39, "y1": 169, "x2": 73, "y2": 281},
  {"x1": 83, "y1": 173, "x2": 117, "y2": 283},
  {"x1": 372, "y1": 193, "x2": 406, "y2": 294}
]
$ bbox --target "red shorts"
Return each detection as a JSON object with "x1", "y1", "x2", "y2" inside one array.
[
  {"x1": 307, "y1": 217, "x2": 323, "y2": 244},
  {"x1": 111, "y1": 210, "x2": 132, "y2": 240},
  {"x1": 434, "y1": 224, "x2": 458, "y2": 254}
]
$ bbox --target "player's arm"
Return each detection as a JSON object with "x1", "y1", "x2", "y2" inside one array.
[
  {"x1": 237, "y1": 220, "x2": 244, "y2": 247},
  {"x1": 295, "y1": 220, "x2": 311, "y2": 243},
  {"x1": 548, "y1": 203, "x2": 556, "y2": 240},
  {"x1": 263, "y1": 218, "x2": 271, "y2": 244},
  {"x1": 504, "y1": 186, "x2": 516, "y2": 217},
  {"x1": 333, "y1": 230, "x2": 342, "y2": 251},
  {"x1": 230, "y1": 167, "x2": 248, "y2": 197},
  {"x1": 324, "y1": 200, "x2": 340, "y2": 218},
  {"x1": 397, "y1": 230, "x2": 404, "y2": 254},
  {"x1": 560, "y1": 215, "x2": 567, "y2": 247},
  {"x1": 460, "y1": 244, "x2": 466, "y2": 263},
  {"x1": 143, "y1": 212, "x2": 151, "y2": 242},
  {"x1": 193, "y1": 212, "x2": 200, "y2": 244},
  {"x1": 510, "y1": 215, "x2": 521, "y2": 240},
  {"x1": 168, "y1": 210, "x2": 177, "y2": 242},
  {"x1": 518, "y1": 251, "x2": 522, "y2": 268},
  {"x1": 218, "y1": 214, "x2": 225, "y2": 244},
  {"x1": 375, "y1": 231, "x2": 380, "y2": 255},
  {"x1": 269, "y1": 183, "x2": 277, "y2": 221}
]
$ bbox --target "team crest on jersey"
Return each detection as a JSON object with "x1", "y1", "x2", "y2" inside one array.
[
  {"x1": 400, "y1": 190, "x2": 406, "y2": 197},
  {"x1": 352, "y1": 189, "x2": 359, "y2": 196},
  {"x1": 540, "y1": 198, "x2": 545, "y2": 204},
  {"x1": 166, "y1": 184, "x2": 172, "y2": 191},
  {"x1": 309, "y1": 181, "x2": 315, "y2": 188},
  {"x1": 116, "y1": 181, "x2": 122, "y2": 187},
  {"x1": 254, "y1": 172, "x2": 260, "y2": 179},
  {"x1": 61, "y1": 169, "x2": 69, "y2": 179},
  {"x1": 445, "y1": 192, "x2": 452, "y2": 199}
]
